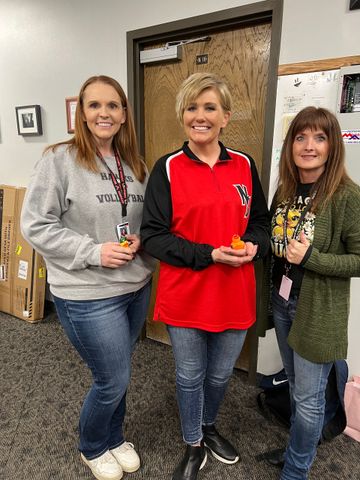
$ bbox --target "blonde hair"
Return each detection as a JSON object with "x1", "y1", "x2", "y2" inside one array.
[
  {"x1": 46, "y1": 75, "x2": 146, "y2": 182},
  {"x1": 277, "y1": 106, "x2": 350, "y2": 211},
  {"x1": 175, "y1": 72, "x2": 232, "y2": 123}
]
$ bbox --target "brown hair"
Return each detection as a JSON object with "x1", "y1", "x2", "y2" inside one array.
[
  {"x1": 46, "y1": 75, "x2": 146, "y2": 182},
  {"x1": 277, "y1": 106, "x2": 350, "y2": 211},
  {"x1": 175, "y1": 72, "x2": 232, "y2": 123}
]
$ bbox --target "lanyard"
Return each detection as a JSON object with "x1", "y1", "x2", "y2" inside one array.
[
  {"x1": 283, "y1": 200, "x2": 312, "y2": 250},
  {"x1": 283, "y1": 193, "x2": 315, "y2": 275},
  {"x1": 96, "y1": 148, "x2": 128, "y2": 217}
]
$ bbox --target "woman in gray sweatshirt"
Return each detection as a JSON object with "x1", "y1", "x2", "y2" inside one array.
[{"x1": 21, "y1": 75, "x2": 155, "y2": 480}]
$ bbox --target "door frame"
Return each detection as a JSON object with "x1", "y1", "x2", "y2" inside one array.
[
  {"x1": 127, "y1": 0, "x2": 283, "y2": 194},
  {"x1": 126, "y1": 0, "x2": 283, "y2": 382}
]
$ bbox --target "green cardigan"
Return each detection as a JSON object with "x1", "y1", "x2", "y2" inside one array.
[{"x1": 257, "y1": 181, "x2": 360, "y2": 363}]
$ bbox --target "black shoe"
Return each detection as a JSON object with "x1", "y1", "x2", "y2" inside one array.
[
  {"x1": 172, "y1": 441, "x2": 207, "y2": 480},
  {"x1": 203, "y1": 425, "x2": 240, "y2": 464},
  {"x1": 261, "y1": 448, "x2": 285, "y2": 468}
]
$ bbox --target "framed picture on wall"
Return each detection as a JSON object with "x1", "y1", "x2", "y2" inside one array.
[
  {"x1": 15, "y1": 105, "x2": 43, "y2": 136},
  {"x1": 66, "y1": 97, "x2": 78, "y2": 133}
]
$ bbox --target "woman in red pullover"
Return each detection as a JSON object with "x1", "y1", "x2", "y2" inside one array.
[{"x1": 141, "y1": 72, "x2": 270, "y2": 480}]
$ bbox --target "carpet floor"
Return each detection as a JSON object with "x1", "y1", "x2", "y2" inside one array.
[{"x1": 0, "y1": 310, "x2": 359, "y2": 479}]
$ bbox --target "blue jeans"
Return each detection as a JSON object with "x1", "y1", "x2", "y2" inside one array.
[
  {"x1": 272, "y1": 288, "x2": 333, "y2": 480},
  {"x1": 53, "y1": 281, "x2": 151, "y2": 459},
  {"x1": 167, "y1": 326, "x2": 247, "y2": 445}
]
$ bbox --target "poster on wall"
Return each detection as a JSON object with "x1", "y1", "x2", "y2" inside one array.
[
  {"x1": 65, "y1": 97, "x2": 78, "y2": 133},
  {"x1": 342, "y1": 129, "x2": 360, "y2": 143},
  {"x1": 15, "y1": 105, "x2": 43, "y2": 136}
]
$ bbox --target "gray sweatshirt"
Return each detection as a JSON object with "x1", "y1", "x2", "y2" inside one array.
[{"x1": 21, "y1": 145, "x2": 156, "y2": 300}]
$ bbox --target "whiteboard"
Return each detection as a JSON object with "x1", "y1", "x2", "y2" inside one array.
[{"x1": 268, "y1": 69, "x2": 340, "y2": 202}]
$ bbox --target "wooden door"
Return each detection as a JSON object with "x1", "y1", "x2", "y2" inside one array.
[{"x1": 143, "y1": 22, "x2": 271, "y2": 370}]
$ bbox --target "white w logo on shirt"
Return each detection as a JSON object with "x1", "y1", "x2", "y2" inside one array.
[{"x1": 233, "y1": 184, "x2": 251, "y2": 218}]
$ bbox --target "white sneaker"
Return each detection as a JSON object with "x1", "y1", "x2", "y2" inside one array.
[
  {"x1": 110, "y1": 442, "x2": 141, "y2": 473},
  {"x1": 81, "y1": 451, "x2": 123, "y2": 480}
]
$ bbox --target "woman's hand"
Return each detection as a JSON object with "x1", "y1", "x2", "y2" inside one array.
[
  {"x1": 127, "y1": 234, "x2": 141, "y2": 255},
  {"x1": 100, "y1": 242, "x2": 134, "y2": 268},
  {"x1": 211, "y1": 241, "x2": 258, "y2": 267},
  {"x1": 286, "y1": 231, "x2": 310, "y2": 265}
]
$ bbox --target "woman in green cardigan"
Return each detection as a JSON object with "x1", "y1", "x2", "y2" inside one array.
[{"x1": 260, "y1": 106, "x2": 360, "y2": 480}]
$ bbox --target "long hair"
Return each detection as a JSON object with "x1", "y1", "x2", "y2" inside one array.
[
  {"x1": 46, "y1": 75, "x2": 146, "y2": 182},
  {"x1": 277, "y1": 106, "x2": 350, "y2": 211}
]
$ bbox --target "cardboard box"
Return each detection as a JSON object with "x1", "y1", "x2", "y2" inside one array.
[
  {"x1": 0, "y1": 185, "x2": 46, "y2": 322},
  {"x1": 0, "y1": 185, "x2": 19, "y2": 314}
]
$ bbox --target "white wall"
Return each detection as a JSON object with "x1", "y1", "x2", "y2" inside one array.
[
  {"x1": 1, "y1": 0, "x2": 359, "y2": 376},
  {"x1": 0, "y1": 0, "x2": 259, "y2": 185}
]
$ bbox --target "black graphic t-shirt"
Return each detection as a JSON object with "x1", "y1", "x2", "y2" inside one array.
[{"x1": 271, "y1": 183, "x2": 316, "y2": 293}]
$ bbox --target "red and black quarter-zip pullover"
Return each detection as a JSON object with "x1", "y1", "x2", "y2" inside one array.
[{"x1": 141, "y1": 142, "x2": 270, "y2": 331}]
